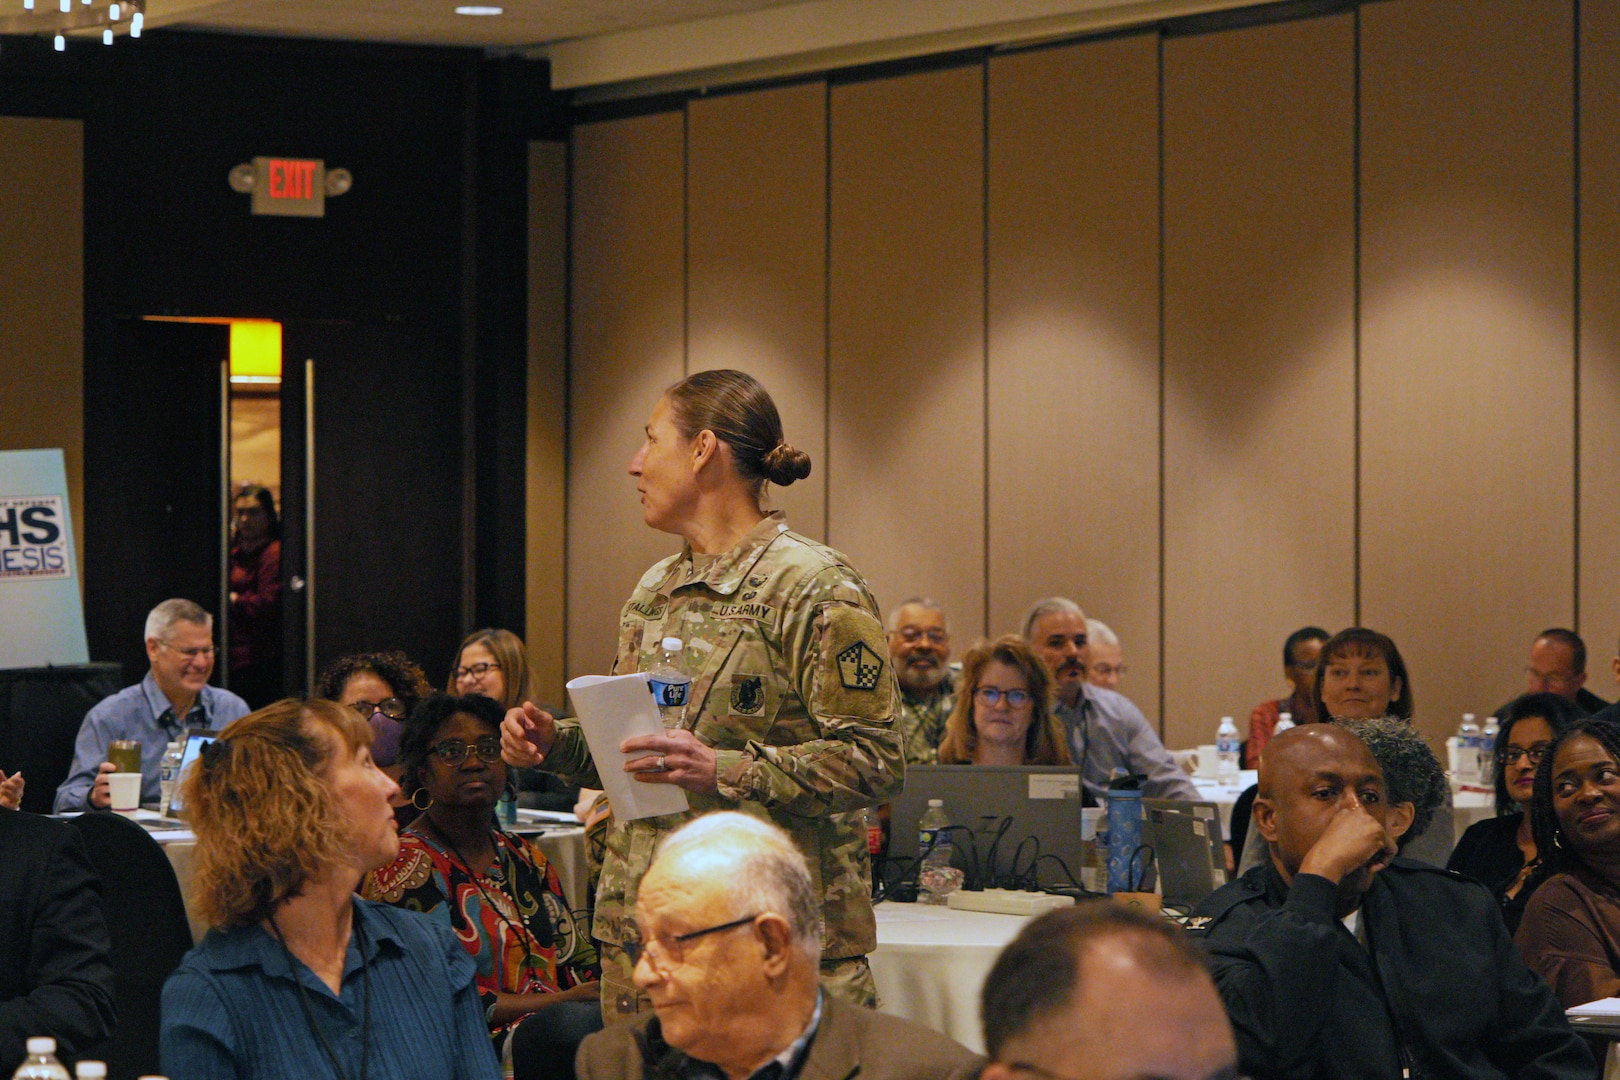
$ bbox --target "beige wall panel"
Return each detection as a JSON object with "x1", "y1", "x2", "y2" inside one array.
[
  {"x1": 1582, "y1": 1, "x2": 1620, "y2": 694},
  {"x1": 0, "y1": 117, "x2": 84, "y2": 564},
  {"x1": 528, "y1": 141, "x2": 569, "y2": 705},
  {"x1": 1162, "y1": 16, "x2": 1357, "y2": 752},
  {"x1": 986, "y1": 37, "x2": 1162, "y2": 721},
  {"x1": 828, "y1": 65, "x2": 986, "y2": 634},
  {"x1": 688, "y1": 83, "x2": 828, "y2": 542},
  {"x1": 567, "y1": 113, "x2": 687, "y2": 679},
  {"x1": 1361, "y1": 0, "x2": 1574, "y2": 745}
]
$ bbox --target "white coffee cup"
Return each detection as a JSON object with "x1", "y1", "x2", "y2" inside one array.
[
  {"x1": 1195, "y1": 744, "x2": 1221, "y2": 779},
  {"x1": 108, "y1": 771, "x2": 142, "y2": 811}
]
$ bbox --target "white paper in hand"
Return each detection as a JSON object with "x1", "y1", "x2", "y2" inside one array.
[{"x1": 565, "y1": 673, "x2": 690, "y2": 821}]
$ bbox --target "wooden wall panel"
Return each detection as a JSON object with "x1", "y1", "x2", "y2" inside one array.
[
  {"x1": 0, "y1": 118, "x2": 84, "y2": 564},
  {"x1": 1162, "y1": 15, "x2": 1357, "y2": 750},
  {"x1": 567, "y1": 113, "x2": 687, "y2": 679},
  {"x1": 1582, "y1": 0, "x2": 1620, "y2": 699},
  {"x1": 687, "y1": 83, "x2": 828, "y2": 542},
  {"x1": 1361, "y1": 0, "x2": 1575, "y2": 744},
  {"x1": 986, "y1": 36, "x2": 1162, "y2": 719},
  {"x1": 827, "y1": 65, "x2": 986, "y2": 632},
  {"x1": 527, "y1": 141, "x2": 568, "y2": 706}
]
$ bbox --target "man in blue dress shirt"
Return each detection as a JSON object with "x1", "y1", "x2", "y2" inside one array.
[{"x1": 53, "y1": 599, "x2": 249, "y2": 812}]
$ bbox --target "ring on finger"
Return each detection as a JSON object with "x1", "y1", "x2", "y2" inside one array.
[{"x1": 657, "y1": 754, "x2": 666, "y2": 771}]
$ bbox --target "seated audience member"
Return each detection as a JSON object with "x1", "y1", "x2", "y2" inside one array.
[
  {"x1": 364, "y1": 694, "x2": 600, "y2": 1080},
  {"x1": 54, "y1": 599, "x2": 249, "y2": 812},
  {"x1": 451, "y1": 628, "x2": 578, "y2": 812},
  {"x1": 1083, "y1": 619, "x2": 1127, "y2": 692},
  {"x1": 979, "y1": 904, "x2": 1236, "y2": 1080},
  {"x1": 577, "y1": 812, "x2": 980, "y2": 1080},
  {"x1": 1, "y1": 811, "x2": 116, "y2": 1074},
  {"x1": 1024, "y1": 597, "x2": 1198, "y2": 801},
  {"x1": 1245, "y1": 626, "x2": 1329, "y2": 769},
  {"x1": 0, "y1": 770, "x2": 21, "y2": 809},
  {"x1": 160, "y1": 700, "x2": 500, "y2": 1080},
  {"x1": 887, "y1": 599, "x2": 957, "y2": 765},
  {"x1": 937, "y1": 636, "x2": 1070, "y2": 767},
  {"x1": 317, "y1": 649, "x2": 434, "y2": 775},
  {"x1": 227, "y1": 484, "x2": 283, "y2": 710},
  {"x1": 1515, "y1": 717, "x2": 1620, "y2": 1008},
  {"x1": 1193, "y1": 725, "x2": 1591, "y2": 1080},
  {"x1": 1449, "y1": 693, "x2": 1584, "y2": 933},
  {"x1": 1496, "y1": 629, "x2": 1609, "y2": 723}
]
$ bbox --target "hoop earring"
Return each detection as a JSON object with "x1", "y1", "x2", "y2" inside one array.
[{"x1": 411, "y1": 788, "x2": 434, "y2": 811}]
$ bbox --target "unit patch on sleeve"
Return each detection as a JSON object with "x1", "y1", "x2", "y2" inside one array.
[
  {"x1": 835, "y1": 641, "x2": 883, "y2": 691},
  {"x1": 730, "y1": 675, "x2": 765, "y2": 715}
]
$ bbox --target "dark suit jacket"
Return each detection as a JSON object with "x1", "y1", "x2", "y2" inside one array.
[
  {"x1": 576, "y1": 995, "x2": 983, "y2": 1080},
  {"x1": 0, "y1": 811, "x2": 117, "y2": 1073}
]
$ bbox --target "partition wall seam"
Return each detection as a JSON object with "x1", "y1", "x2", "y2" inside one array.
[
  {"x1": 459, "y1": 61, "x2": 479, "y2": 634},
  {"x1": 1572, "y1": 0, "x2": 1582, "y2": 630},
  {"x1": 561, "y1": 136, "x2": 577, "y2": 686},
  {"x1": 1351, "y1": 4, "x2": 1362, "y2": 625},
  {"x1": 1155, "y1": 31, "x2": 1168, "y2": 739},
  {"x1": 822, "y1": 80, "x2": 832, "y2": 544},
  {"x1": 981, "y1": 59, "x2": 992, "y2": 639},
  {"x1": 682, "y1": 106, "x2": 691, "y2": 378}
]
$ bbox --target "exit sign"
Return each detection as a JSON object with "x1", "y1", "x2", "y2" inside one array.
[{"x1": 251, "y1": 156, "x2": 326, "y2": 217}]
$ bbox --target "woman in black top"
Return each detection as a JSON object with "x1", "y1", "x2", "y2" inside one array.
[{"x1": 1448, "y1": 692, "x2": 1583, "y2": 932}]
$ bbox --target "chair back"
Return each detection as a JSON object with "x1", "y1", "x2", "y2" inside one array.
[
  {"x1": 0, "y1": 663, "x2": 123, "y2": 813},
  {"x1": 68, "y1": 812, "x2": 193, "y2": 1080}
]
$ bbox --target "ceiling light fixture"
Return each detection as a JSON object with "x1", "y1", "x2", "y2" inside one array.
[
  {"x1": 453, "y1": 6, "x2": 503, "y2": 15},
  {"x1": 0, "y1": 0, "x2": 146, "y2": 48}
]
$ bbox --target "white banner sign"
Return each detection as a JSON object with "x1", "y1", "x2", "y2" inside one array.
[
  {"x1": 0, "y1": 449, "x2": 89, "y2": 668},
  {"x1": 0, "y1": 494, "x2": 73, "y2": 581}
]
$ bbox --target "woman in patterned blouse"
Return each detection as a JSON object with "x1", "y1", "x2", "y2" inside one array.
[{"x1": 365, "y1": 693, "x2": 601, "y2": 1080}]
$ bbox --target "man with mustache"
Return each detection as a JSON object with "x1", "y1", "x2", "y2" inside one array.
[
  {"x1": 1190, "y1": 725, "x2": 1591, "y2": 1080},
  {"x1": 1024, "y1": 597, "x2": 1196, "y2": 802},
  {"x1": 887, "y1": 598, "x2": 956, "y2": 765}
]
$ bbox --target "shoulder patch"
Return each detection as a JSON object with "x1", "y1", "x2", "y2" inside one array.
[{"x1": 836, "y1": 641, "x2": 883, "y2": 691}]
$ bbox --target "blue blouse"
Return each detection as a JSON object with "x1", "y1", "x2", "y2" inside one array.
[{"x1": 160, "y1": 899, "x2": 501, "y2": 1080}]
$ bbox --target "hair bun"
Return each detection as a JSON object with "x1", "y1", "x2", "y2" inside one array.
[{"x1": 762, "y1": 442, "x2": 812, "y2": 486}]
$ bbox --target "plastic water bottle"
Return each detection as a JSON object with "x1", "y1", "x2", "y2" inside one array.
[
  {"x1": 646, "y1": 637, "x2": 691, "y2": 724},
  {"x1": 1480, "y1": 715, "x2": 1500, "y2": 782},
  {"x1": 159, "y1": 741, "x2": 183, "y2": 814},
  {"x1": 1456, "y1": 713, "x2": 1481, "y2": 784},
  {"x1": 13, "y1": 1038, "x2": 70, "y2": 1080},
  {"x1": 917, "y1": 799, "x2": 956, "y2": 905},
  {"x1": 1216, "y1": 716, "x2": 1240, "y2": 783},
  {"x1": 1275, "y1": 711, "x2": 1294, "y2": 734}
]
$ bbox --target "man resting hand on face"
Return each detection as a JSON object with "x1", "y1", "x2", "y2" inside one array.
[{"x1": 1188, "y1": 725, "x2": 1591, "y2": 1080}]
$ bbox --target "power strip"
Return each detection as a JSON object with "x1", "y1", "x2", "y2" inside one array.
[{"x1": 947, "y1": 889, "x2": 1075, "y2": 916}]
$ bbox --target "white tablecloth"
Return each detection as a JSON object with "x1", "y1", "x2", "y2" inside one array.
[
  {"x1": 1190, "y1": 770, "x2": 1258, "y2": 837},
  {"x1": 870, "y1": 903, "x2": 1033, "y2": 1054}
]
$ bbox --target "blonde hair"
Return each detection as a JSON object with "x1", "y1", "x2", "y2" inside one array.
[
  {"x1": 181, "y1": 698, "x2": 372, "y2": 929},
  {"x1": 448, "y1": 628, "x2": 534, "y2": 710},
  {"x1": 938, "y1": 636, "x2": 1070, "y2": 766}
]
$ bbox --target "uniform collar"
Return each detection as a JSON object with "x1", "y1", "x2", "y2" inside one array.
[{"x1": 657, "y1": 512, "x2": 789, "y2": 597}]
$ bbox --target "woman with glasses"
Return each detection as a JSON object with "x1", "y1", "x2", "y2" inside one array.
[
  {"x1": 364, "y1": 694, "x2": 600, "y2": 1080},
  {"x1": 317, "y1": 650, "x2": 434, "y2": 780},
  {"x1": 937, "y1": 637, "x2": 1070, "y2": 767},
  {"x1": 1448, "y1": 692, "x2": 1584, "y2": 933},
  {"x1": 450, "y1": 629, "x2": 580, "y2": 813}
]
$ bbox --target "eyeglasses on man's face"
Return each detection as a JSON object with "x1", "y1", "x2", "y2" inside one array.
[
  {"x1": 1090, "y1": 662, "x2": 1128, "y2": 679},
  {"x1": 428, "y1": 736, "x2": 503, "y2": 766},
  {"x1": 453, "y1": 661, "x2": 502, "y2": 681},
  {"x1": 349, "y1": 698, "x2": 407, "y2": 721},
  {"x1": 160, "y1": 640, "x2": 217, "y2": 662},
  {"x1": 975, "y1": 687, "x2": 1032, "y2": 708},
  {"x1": 897, "y1": 627, "x2": 948, "y2": 646},
  {"x1": 1497, "y1": 744, "x2": 1551, "y2": 767},
  {"x1": 625, "y1": 913, "x2": 761, "y2": 975}
]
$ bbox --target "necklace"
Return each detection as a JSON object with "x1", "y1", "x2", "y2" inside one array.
[
  {"x1": 414, "y1": 815, "x2": 550, "y2": 976},
  {"x1": 268, "y1": 912, "x2": 370, "y2": 1080}
]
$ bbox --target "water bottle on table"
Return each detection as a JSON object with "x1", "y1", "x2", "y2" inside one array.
[
  {"x1": 917, "y1": 798, "x2": 960, "y2": 904},
  {"x1": 1479, "y1": 715, "x2": 1499, "y2": 782},
  {"x1": 159, "y1": 741, "x2": 183, "y2": 815},
  {"x1": 1275, "y1": 710, "x2": 1294, "y2": 734},
  {"x1": 647, "y1": 637, "x2": 691, "y2": 724},
  {"x1": 1216, "y1": 716, "x2": 1240, "y2": 783},
  {"x1": 1454, "y1": 713, "x2": 1480, "y2": 784},
  {"x1": 13, "y1": 1038, "x2": 69, "y2": 1080}
]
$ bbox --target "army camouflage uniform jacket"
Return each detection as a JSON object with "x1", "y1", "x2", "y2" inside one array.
[
  {"x1": 897, "y1": 667, "x2": 957, "y2": 766},
  {"x1": 539, "y1": 515, "x2": 904, "y2": 980}
]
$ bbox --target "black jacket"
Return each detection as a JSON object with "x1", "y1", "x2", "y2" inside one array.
[
  {"x1": 1189, "y1": 858, "x2": 1594, "y2": 1080},
  {"x1": 0, "y1": 811, "x2": 117, "y2": 1073}
]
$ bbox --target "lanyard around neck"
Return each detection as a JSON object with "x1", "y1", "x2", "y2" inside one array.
[{"x1": 270, "y1": 913, "x2": 371, "y2": 1080}]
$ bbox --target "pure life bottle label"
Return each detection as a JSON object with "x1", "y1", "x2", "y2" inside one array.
[{"x1": 648, "y1": 636, "x2": 692, "y2": 714}]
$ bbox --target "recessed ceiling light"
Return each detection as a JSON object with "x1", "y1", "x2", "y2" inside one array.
[{"x1": 454, "y1": 5, "x2": 503, "y2": 13}]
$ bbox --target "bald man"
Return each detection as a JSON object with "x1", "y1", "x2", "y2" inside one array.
[{"x1": 1189, "y1": 726, "x2": 1591, "y2": 1080}]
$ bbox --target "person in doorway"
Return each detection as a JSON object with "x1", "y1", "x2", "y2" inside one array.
[{"x1": 227, "y1": 484, "x2": 283, "y2": 709}]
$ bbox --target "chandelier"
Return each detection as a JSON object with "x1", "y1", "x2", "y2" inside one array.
[{"x1": 0, "y1": 0, "x2": 146, "y2": 49}]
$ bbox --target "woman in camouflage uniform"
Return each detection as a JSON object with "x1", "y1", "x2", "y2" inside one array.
[{"x1": 501, "y1": 369, "x2": 903, "y2": 1020}]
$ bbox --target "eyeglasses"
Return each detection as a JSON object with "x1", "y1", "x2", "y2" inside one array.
[
  {"x1": 349, "y1": 698, "x2": 407, "y2": 721},
  {"x1": 975, "y1": 687, "x2": 1032, "y2": 708},
  {"x1": 897, "y1": 628, "x2": 948, "y2": 646},
  {"x1": 429, "y1": 736, "x2": 503, "y2": 766},
  {"x1": 1525, "y1": 667, "x2": 1577, "y2": 689},
  {"x1": 625, "y1": 913, "x2": 760, "y2": 974},
  {"x1": 159, "y1": 641, "x2": 216, "y2": 661},
  {"x1": 453, "y1": 661, "x2": 502, "y2": 681},
  {"x1": 1090, "y1": 663, "x2": 1128, "y2": 678},
  {"x1": 1498, "y1": 744, "x2": 1551, "y2": 767}
]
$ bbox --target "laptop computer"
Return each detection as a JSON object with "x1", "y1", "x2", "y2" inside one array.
[
  {"x1": 1142, "y1": 798, "x2": 1226, "y2": 907},
  {"x1": 164, "y1": 727, "x2": 218, "y2": 818}
]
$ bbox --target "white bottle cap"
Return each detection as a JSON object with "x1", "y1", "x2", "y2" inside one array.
[
  {"x1": 26, "y1": 1038, "x2": 56, "y2": 1055},
  {"x1": 1221, "y1": 716, "x2": 1234, "y2": 724},
  {"x1": 1463, "y1": 713, "x2": 1475, "y2": 722},
  {"x1": 1278, "y1": 712, "x2": 1292, "y2": 722},
  {"x1": 927, "y1": 798, "x2": 943, "y2": 807},
  {"x1": 661, "y1": 637, "x2": 683, "y2": 652},
  {"x1": 167, "y1": 741, "x2": 181, "y2": 751},
  {"x1": 76, "y1": 1062, "x2": 107, "y2": 1079}
]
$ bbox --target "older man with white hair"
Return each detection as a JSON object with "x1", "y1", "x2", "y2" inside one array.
[
  {"x1": 1024, "y1": 597, "x2": 1196, "y2": 803},
  {"x1": 53, "y1": 598, "x2": 249, "y2": 811},
  {"x1": 577, "y1": 812, "x2": 980, "y2": 1080}
]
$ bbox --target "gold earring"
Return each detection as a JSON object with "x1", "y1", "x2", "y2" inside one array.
[{"x1": 411, "y1": 789, "x2": 433, "y2": 811}]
